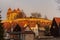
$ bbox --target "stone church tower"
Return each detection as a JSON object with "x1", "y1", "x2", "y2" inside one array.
[{"x1": 7, "y1": 8, "x2": 26, "y2": 20}]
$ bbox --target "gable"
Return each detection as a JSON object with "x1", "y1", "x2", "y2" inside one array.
[
  {"x1": 13, "y1": 24, "x2": 21, "y2": 32},
  {"x1": 25, "y1": 26, "x2": 31, "y2": 31},
  {"x1": 51, "y1": 17, "x2": 60, "y2": 29},
  {"x1": 54, "y1": 17, "x2": 60, "y2": 26}
]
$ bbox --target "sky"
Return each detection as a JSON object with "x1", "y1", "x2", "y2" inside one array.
[{"x1": 0, "y1": 0, "x2": 60, "y2": 20}]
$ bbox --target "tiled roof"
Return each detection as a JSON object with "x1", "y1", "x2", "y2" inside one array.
[
  {"x1": 3, "y1": 22, "x2": 11, "y2": 30},
  {"x1": 54, "y1": 17, "x2": 60, "y2": 26},
  {"x1": 2, "y1": 18, "x2": 51, "y2": 31}
]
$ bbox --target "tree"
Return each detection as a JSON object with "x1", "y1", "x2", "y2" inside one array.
[
  {"x1": 0, "y1": 10, "x2": 4, "y2": 40},
  {"x1": 30, "y1": 12, "x2": 41, "y2": 18},
  {"x1": 0, "y1": 23, "x2": 4, "y2": 40}
]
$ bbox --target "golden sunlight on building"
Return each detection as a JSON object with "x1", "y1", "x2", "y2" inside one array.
[
  {"x1": 7, "y1": 8, "x2": 26, "y2": 20},
  {"x1": 2, "y1": 8, "x2": 52, "y2": 31},
  {"x1": 2, "y1": 18, "x2": 52, "y2": 30}
]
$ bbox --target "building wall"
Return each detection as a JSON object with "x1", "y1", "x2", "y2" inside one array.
[{"x1": 24, "y1": 34, "x2": 35, "y2": 40}]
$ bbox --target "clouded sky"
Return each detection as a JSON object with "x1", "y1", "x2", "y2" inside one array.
[{"x1": 0, "y1": 0, "x2": 60, "y2": 20}]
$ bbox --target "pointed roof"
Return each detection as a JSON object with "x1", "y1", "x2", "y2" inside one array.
[
  {"x1": 24, "y1": 25, "x2": 32, "y2": 31},
  {"x1": 53, "y1": 17, "x2": 60, "y2": 26},
  {"x1": 7, "y1": 8, "x2": 12, "y2": 14},
  {"x1": 17, "y1": 8, "x2": 21, "y2": 13},
  {"x1": 17, "y1": 8, "x2": 20, "y2": 11},
  {"x1": 8, "y1": 8, "x2": 11, "y2": 10},
  {"x1": 13, "y1": 24, "x2": 21, "y2": 32},
  {"x1": 22, "y1": 25, "x2": 35, "y2": 34},
  {"x1": 13, "y1": 9, "x2": 17, "y2": 13},
  {"x1": 8, "y1": 8, "x2": 12, "y2": 12}
]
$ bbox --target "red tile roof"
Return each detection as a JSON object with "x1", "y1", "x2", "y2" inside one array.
[
  {"x1": 3, "y1": 22, "x2": 11, "y2": 30},
  {"x1": 54, "y1": 17, "x2": 60, "y2": 26},
  {"x1": 2, "y1": 18, "x2": 51, "y2": 31}
]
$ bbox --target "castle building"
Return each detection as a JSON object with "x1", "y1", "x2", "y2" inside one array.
[
  {"x1": 7, "y1": 8, "x2": 26, "y2": 20},
  {"x1": 2, "y1": 8, "x2": 52, "y2": 31},
  {"x1": 2, "y1": 8, "x2": 52, "y2": 40}
]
